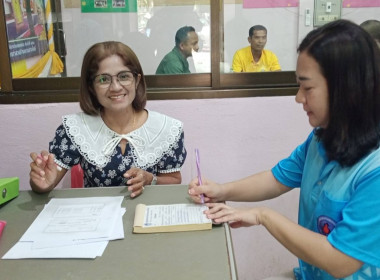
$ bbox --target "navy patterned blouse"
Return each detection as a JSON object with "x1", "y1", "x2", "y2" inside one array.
[{"x1": 49, "y1": 110, "x2": 187, "y2": 188}]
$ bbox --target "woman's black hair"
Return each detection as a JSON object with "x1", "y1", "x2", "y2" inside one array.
[{"x1": 298, "y1": 19, "x2": 380, "y2": 167}]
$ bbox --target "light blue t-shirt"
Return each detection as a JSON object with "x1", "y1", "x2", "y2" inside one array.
[{"x1": 272, "y1": 130, "x2": 380, "y2": 279}]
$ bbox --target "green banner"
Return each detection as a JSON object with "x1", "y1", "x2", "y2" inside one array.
[{"x1": 81, "y1": 0, "x2": 137, "y2": 13}]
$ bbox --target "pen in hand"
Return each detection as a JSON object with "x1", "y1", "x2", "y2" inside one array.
[{"x1": 195, "y1": 148, "x2": 205, "y2": 204}]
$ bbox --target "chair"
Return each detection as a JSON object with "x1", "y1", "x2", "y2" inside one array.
[{"x1": 71, "y1": 164, "x2": 84, "y2": 188}]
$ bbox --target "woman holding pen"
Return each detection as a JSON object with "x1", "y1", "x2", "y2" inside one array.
[{"x1": 189, "y1": 20, "x2": 380, "y2": 279}]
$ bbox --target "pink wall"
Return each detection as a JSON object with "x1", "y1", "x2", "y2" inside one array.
[{"x1": 0, "y1": 96, "x2": 311, "y2": 279}]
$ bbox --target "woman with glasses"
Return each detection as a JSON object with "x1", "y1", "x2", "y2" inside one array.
[{"x1": 29, "y1": 41, "x2": 187, "y2": 197}]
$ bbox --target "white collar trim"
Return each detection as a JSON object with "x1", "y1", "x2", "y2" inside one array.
[{"x1": 62, "y1": 110, "x2": 183, "y2": 169}]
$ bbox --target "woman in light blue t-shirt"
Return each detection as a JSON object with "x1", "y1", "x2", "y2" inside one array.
[{"x1": 188, "y1": 20, "x2": 380, "y2": 280}]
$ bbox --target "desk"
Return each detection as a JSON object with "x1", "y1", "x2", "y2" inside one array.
[{"x1": 0, "y1": 185, "x2": 237, "y2": 280}]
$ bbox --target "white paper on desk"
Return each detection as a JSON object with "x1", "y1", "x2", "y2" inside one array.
[
  {"x1": 2, "y1": 208, "x2": 126, "y2": 259},
  {"x1": 64, "y1": 207, "x2": 126, "y2": 246},
  {"x1": 1, "y1": 240, "x2": 109, "y2": 259},
  {"x1": 20, "y1": 196, "x2": 123, "y2": 249}
]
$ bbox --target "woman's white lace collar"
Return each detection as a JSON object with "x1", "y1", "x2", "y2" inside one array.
[{"x1": 62, "y1": 110, "x2": 183, "y2": 169}]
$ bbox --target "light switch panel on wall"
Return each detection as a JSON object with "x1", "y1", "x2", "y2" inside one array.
[
  {"x1": 305, "y1": 8, "x2": 311, "y2": 26},
  {"x1": 313, "y1": 0, "x2": 342, "y2": 27},
  {"x1": 326, "y1": 1, "x2": 332, "y2": 12}
]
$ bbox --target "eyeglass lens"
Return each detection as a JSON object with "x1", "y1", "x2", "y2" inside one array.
[{"x1": 94, "y1": 71, "x2": 135, "y2": 88}]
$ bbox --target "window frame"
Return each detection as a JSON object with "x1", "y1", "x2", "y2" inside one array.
[{"x1": 0, "y1": 0, "x2": 298, "y2": 104}]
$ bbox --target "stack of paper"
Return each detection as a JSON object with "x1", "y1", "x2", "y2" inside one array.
[
  {"x1": 2, "y1": 196, "x2": 125, "y2": 259},
  {"x1": 133, "y1": 204, "x2": 212, "y2": 233}
]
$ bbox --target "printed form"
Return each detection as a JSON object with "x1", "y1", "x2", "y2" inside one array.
[
  {"x1": 144, "y1": 204, "x2": 210, "y2": 227},
  {"x1": 2, "y1": 196, "x2": 125, "y2": 259}
]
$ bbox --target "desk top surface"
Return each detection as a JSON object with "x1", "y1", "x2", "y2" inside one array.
[{"x1": 0, "y1": 185, "x2": 237, "y2": 280}]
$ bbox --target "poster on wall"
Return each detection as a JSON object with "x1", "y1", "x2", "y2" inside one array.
[
  {"x1": 3, "y1": 0, "x2": 49, "y2": 75},
  {"x1": 243, "y1": 0, "x2": 299, "y2": 8},
  {"x1": 342, "y1": 0, "x2": 380, "y2": 7},
  {"x1": 81, "y1": 0, "x2": 137, "y2": 13}
]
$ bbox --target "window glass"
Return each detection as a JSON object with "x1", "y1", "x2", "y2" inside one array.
[
  {"x1": 223, "y1": 0, "x2": 298, "y2": 73},
  {"x1": 145, "y1": 3, "x2": 210, "y2": 75},
  {"x1": 3, "y1": 0, "x2": 379, "y2": 91},
  {"x1": 4, "y1": 0, "x2": 51, "y2": 78},
  {"x1": 3, "y1": 0, "x2": 210, "y2": 78},
  {"x1": 222, "y1": 0, "x2": 380, "y2": 74}
]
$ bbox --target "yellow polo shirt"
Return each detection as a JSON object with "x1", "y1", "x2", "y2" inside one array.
[{"x1": 232, "y1": 47, "x2": 281, "y2": 72}]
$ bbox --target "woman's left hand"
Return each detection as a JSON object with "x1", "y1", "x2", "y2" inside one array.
[
  {"x1": 124, "y1": 167, "x2": 153, "y2": 198},
  {"x1": 205, "y1": 203, "x2": 262, "y2": 228}
]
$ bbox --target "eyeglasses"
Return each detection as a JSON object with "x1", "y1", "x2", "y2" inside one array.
[{"x1": 93, "y1": 71, "x2": 136, "y2": 89}]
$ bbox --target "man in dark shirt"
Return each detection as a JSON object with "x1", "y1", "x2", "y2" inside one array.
[{"x1": 156, "y1": 26, "x2": 199, "y2": 74}]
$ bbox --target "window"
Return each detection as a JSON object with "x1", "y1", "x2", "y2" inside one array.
[{"x1": 1, "y1": 0, "x2": 377, "y2": 103}]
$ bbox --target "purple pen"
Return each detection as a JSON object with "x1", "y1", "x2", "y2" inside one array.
[
  {"x1": 195, "y1": 148, "x2": 205, "y2": 204},
  {"x1": 0, "y1": 220, "x2": 6, "y2": 238}
]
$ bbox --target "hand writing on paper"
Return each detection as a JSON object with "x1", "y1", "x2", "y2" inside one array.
[{"x1": 188, "y1": 178, "x2": 224, "y2": 204}]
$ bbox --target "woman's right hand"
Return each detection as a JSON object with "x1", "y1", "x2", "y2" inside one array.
[
  {"x1": 29, "y1": 151, "x2": 60, "y2": 192},
  {"x1": 188, "y1": 178, "x2": 224, "y2": 203}
]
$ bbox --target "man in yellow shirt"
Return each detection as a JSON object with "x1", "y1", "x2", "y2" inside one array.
[{"x1": 232, "y1": 25, "x2": 281, "y2": 72}]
